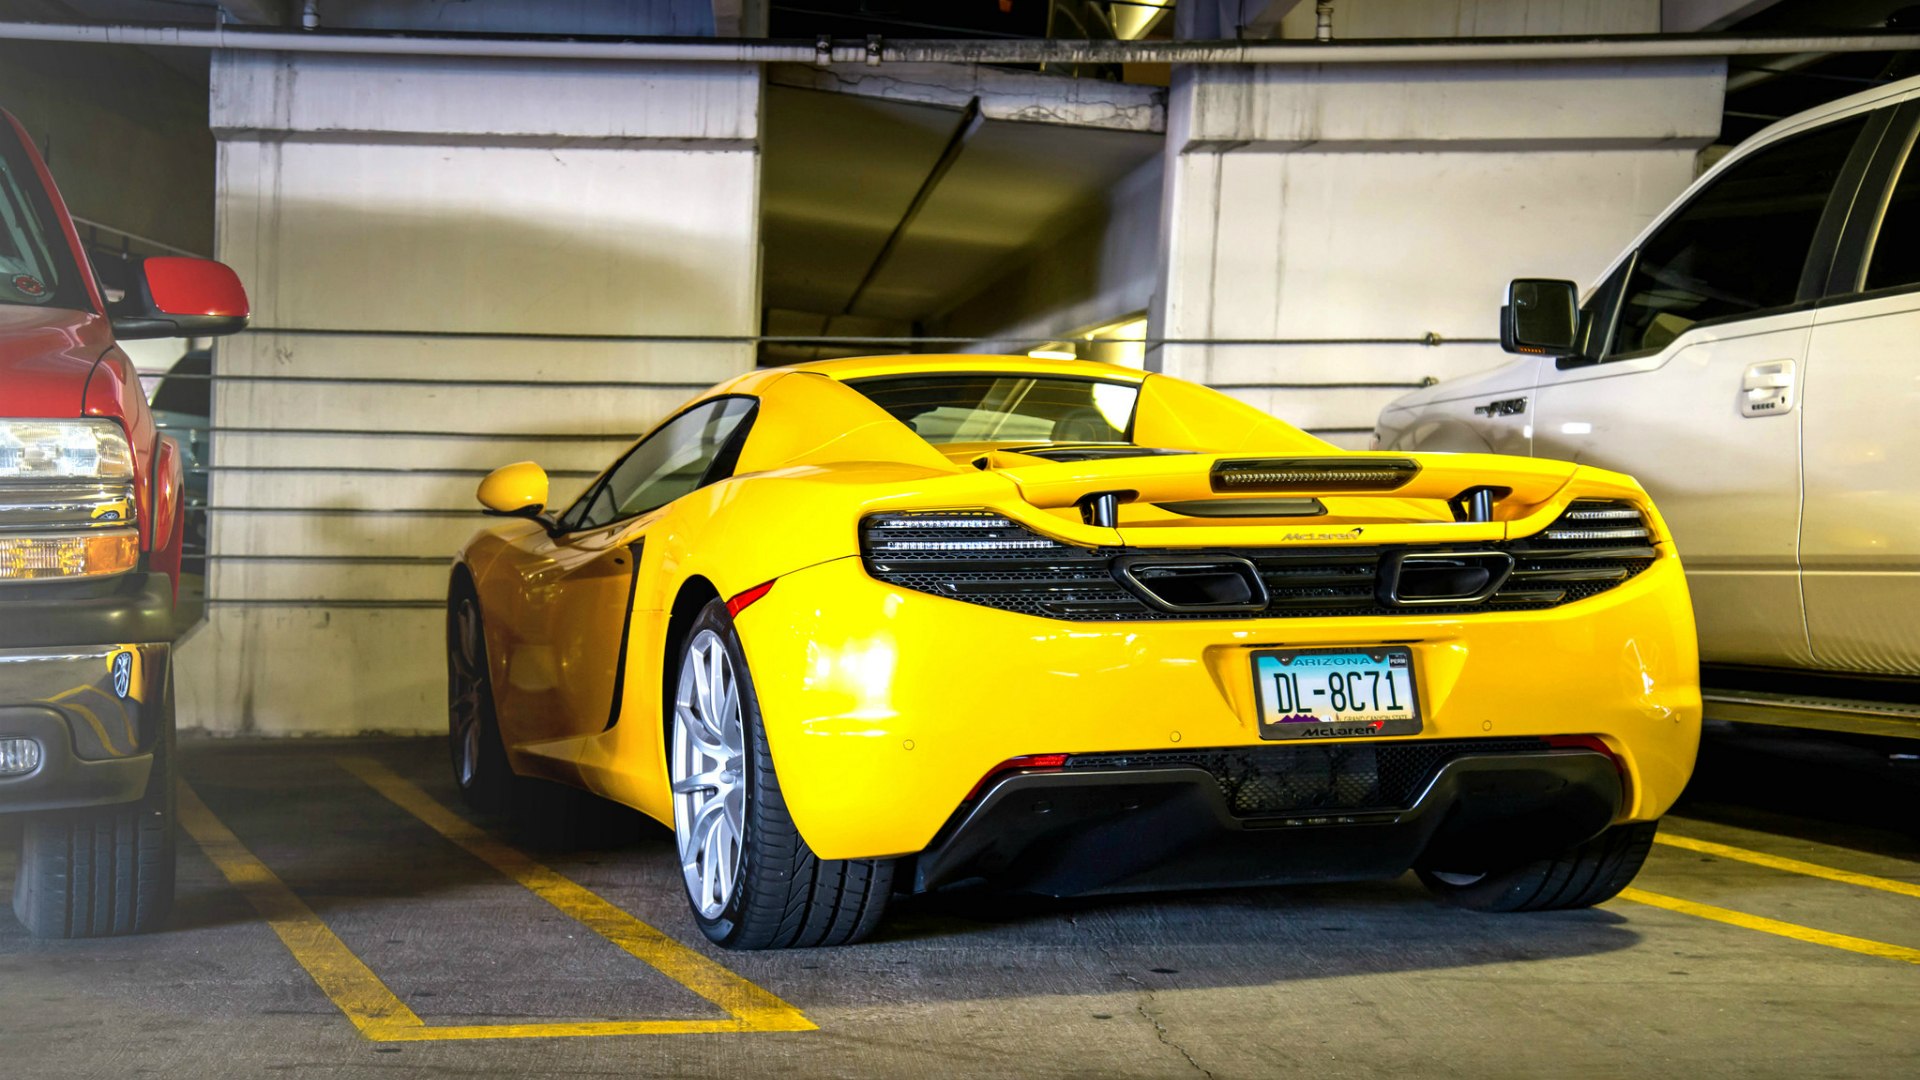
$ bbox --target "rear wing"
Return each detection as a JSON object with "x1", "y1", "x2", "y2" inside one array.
[{"x1": 995, "y1": 451, "x2": 1665, "y2": 547}]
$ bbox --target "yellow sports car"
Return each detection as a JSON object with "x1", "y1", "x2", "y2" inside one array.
[{"x1": 450, "y1": 355, "x2": 1700, "y2": 949}]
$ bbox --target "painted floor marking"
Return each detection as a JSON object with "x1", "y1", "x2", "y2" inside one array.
[
  {"x1": 1654, "y1": 832, "x2": 1920, "y2": 900},
  {"x1": 178, "y1": 768, "x2": 813, "y2": 1042},
  {"x1": 1615, "y1": 887, "x2": 1920, "y2": 965},
  {"x1": 177, "y1": 781, "x2": 427, "y2": 1039}
]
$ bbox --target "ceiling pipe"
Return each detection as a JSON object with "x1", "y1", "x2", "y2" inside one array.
[{"x1": 0, "y1": 21, "x2": 1915, "y2": 65}]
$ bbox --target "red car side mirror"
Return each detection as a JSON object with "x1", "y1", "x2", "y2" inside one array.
[{"x1": 102, "y1": 254, "x2": 251, "y2": 340}]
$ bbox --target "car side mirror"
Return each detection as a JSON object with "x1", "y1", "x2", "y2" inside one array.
[
  {"x1": 1500, "y1": 278, "x2": 1579, "y2": 357},
  {"x1": 477, "y1": 461, "x2": 550, "y2": 519},
  {"x1": 98, "y1": 253, "x2": 251, "y2": 340}
]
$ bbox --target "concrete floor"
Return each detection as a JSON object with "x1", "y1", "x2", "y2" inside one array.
[{"x1": 1, "y1": 727, "x2": 1916, "y2": 1079}]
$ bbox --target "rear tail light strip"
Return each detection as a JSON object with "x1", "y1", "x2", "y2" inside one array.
[{"x1": 859, "y1": 499, "x2": 1656, "y2": 622}]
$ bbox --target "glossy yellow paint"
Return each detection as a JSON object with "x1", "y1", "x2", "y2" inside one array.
[
  {"x1": 458, "y1": 355, "x2": 1701, "y2": 860},
  {"x1": 476, "y1": 461, "x2": 550, "y2": 516}
]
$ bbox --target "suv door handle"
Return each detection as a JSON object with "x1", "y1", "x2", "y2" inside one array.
[{"x1": 1741, "y1": 359, "x2": 1797, "y2": 418}]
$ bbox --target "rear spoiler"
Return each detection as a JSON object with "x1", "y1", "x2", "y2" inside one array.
[{"x1": 1002, "y1": 452, "x2": 1585, "y2": 524}]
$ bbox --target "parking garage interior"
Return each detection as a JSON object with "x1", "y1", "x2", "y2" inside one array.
[{"x1": 3, "y1": 2, "x2": 1920, "y2": 1078}]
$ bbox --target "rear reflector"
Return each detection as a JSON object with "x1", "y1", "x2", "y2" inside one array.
[
  {"x1": 1211, "y1": 457, "x2": 1419, "y2": 493},
  {"x1": 726, "y1": 580, "x2": 776, "y2": 617},
  {"x1": 1545, "y1": 734, "x2": 1621, "y2": 769},
  {"x1": 965, "y1": 753, "x2": 1069, "y2": 801}
]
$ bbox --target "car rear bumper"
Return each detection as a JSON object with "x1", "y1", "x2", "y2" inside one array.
[
  {"x1": 738, "y1": 553, "x2": 1700, "y2": 861},
  {"x1": 910, "y1": 747, "x2": 1622, "y2": 895},
  {"x1": 0, "y1": 642, "x2": 168, "y2": 814}
]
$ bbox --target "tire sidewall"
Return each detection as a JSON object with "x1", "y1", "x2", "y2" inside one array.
[{"x1": 447, "y1": 588, "x2": 511, "y2": 812}]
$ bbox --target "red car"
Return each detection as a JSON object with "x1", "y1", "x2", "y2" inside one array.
[{"x1": 0, "y1": 108, "x2": 249, "y2": 937}]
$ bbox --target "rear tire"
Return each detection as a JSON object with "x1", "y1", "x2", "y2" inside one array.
[
  {"x1": 1417, "y1": 821, "x2": 1658, "y2": 912},
  {"x1": 672, "y1": 599, "x2": 893, "y2": 949},
  {"x1": 12, "y1": 678, "x2": 177, "y2": 938},
  {"x1": 448, "y1": 586, "x2": 513, "y2": 814}
]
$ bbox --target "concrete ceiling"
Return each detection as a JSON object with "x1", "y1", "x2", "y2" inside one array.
[{"x1": 760, "y1": 82, "x2": 1162, "y2": 326}]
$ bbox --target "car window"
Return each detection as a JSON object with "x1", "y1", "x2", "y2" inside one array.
[
  {"x1": 0, "y1": 123, "x2": 85, "y2": 312},
  {"x1": 1864, "y1": 127, "x2": 1920, "y2": 293},
  {"x1": 561, "y1": 397, "x2": 755, "y2": 532},
  {"x1": 843, "y1": 374, "x2": 1139, "y2": 445},
  {"x1": 1606, "y1": 115, "x2": 1868, "y2": 358}
]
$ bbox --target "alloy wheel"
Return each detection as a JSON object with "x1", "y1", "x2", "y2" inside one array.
[{"x1": 672, "y1": 628, "x2": 747, "y2": 920}]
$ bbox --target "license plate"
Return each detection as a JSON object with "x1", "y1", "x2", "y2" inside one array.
[{"x1": 1252, "y1": 647, "x2": 1422, "y2": 741}]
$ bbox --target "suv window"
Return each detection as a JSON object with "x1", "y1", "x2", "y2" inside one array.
[
  {"x1": 1864, "y1": 128, "x2": 1920, "y2": 293},
  {"x1": 560, "y1": 397, "x2": 755, "y2": 532},
  {"x1": 1606, "y1": 115, "x2": 1868, "y2": 358}
]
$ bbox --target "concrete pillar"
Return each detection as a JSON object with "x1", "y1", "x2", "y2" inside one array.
[
  {"x1": 1152, "y1": 1, "x2": 1725, "y2": 445},
  {"x1": 180, "y1": 51, "x2": 761, "y2": 734}
]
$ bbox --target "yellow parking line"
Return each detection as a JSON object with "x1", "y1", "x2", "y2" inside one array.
[
  {"x1": 333, "y1": 756, "x2": 815, "y2": 1039},
  {"x1": 1654, "y1": 833, "x2": 1920, "y2": 900},
  {"x1": 1616, "y1": 887, "x2": 1920, "y2": 965},
  {"x1": 176, "y1": 781, "x2": 427, "y2": 1038},
  {"x1": 179, "y1": 768, "x2": 813, "y2": 1041}
]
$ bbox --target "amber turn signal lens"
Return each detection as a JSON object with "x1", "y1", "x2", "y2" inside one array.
[{"x1": 0, "y1": 530, "x2": 139, "y2": 580}]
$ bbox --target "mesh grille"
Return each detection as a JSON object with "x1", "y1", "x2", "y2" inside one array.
[
  {"x1": 1066, "y1": 737, "x2": 1553, "y2": 817},
  {"x1": 861, "y1": 500, "x2": 1657, "y2": 621}
]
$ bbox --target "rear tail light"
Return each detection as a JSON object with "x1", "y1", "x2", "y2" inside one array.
[
  {"x1": 862, "y1": 512, "x2": 1073, "y2": 558},
  {"x1": 726, "y1": 580, "x2": 776, "y2": 617},
  {"x1": 1538, "y1": 500, "x2": 1653, "y2": 544},
  {"x1": 1211, "y1": 457, "x2": 1419, "y2": 493}
]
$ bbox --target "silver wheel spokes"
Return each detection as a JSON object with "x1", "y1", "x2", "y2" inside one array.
[
  {"x1": 672, "y1": 629, "x2": 746, "y2": 920},
  {"x1": 449, "y1": 600, "x2": 485, "y2": 788}
]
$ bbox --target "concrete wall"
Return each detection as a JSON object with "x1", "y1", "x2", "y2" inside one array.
[
  {"x1": 1152, "y1": 14, "x2": 1724, "y2": 444},
  {"x1": 179, "y1": 51, "x2": 761, "y2": 735}
]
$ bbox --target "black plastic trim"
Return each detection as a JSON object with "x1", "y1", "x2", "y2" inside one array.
[
  {"x1": 1702, "y1": 663, "x2": 1920, "y2": 707},
  {"x1": 909, "y1": 748, "x2": 1622, "y2": 896},
  {"x1": 601, "y1": 538, "x2": 647, "y2": 732},
  {"x1": 0, "y1": 571, "x2": 174, "y2": 648},
  {"x1": 1800, "y1": 105, "x2": 1899, "y2": 302},
  {"x1": 0, "y1": 708, "x2": 152, "y2": 814},
  {"x1": 1825, "y1": 100, "x2": 1920, "y2": 299}
]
